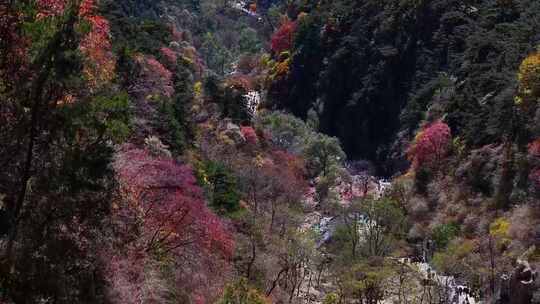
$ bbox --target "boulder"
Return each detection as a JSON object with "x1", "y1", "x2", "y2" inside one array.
[
  {"x1": 219, "y1": 120, "x2": 246, "y2": 145},
  {"x1": 498, "y1": 259, "x2": 538, "y2": 304}
]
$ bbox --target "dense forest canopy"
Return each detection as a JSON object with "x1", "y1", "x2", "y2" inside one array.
[{"x1": 0, "y1": 0, "x2": 539, "y2": 303}]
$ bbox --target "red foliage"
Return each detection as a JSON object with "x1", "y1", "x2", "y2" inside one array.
[
  {"x1": 79, "y1": 0, "x2": 95, "y2": 17},
  {"x1": 114, "y1": 147, "x2": 234, "y2": 259},
  {"x1": 0, "y1": 4, "x2": 29, "y2": 82},
  {"x1": 36, "y1": 0, "x2": 65, "y2": 18},
  {"x1": 159, "y1": 46, "x2": 178, "y2": 69},
  {"x1": 261, "y1": 151, "x2": 309, "y2": 210},
  {"x1": 132, "y1": 55, "x2": 174, "y2": 99},
  {"x1": 263, "y1": 150, "x2": 309, "y2": 199},
  {"x1": 271, "y1": 150, "x2": 307, "y2": 180},
  {"x1": 270, "y1": 20, "x2": 296, "y2": 55},
  {"x1": 528, "y1": 138, "x2": 540, "y2": 158},
  {"x1": 241, "y1": 126, "x2": 258, "y2": 145},
  {"x1": 249, "y1": 3, "x2": 257, "y2": 13},
  {"x1": 408, "y1": 121, "x2": 451, "y2": 169},
  {"x1": 109, "y1": 147, "x2": 234, "y2": 303},
  {"x1": 226, "y1": 74, "x2": 253, "y2": 91},
  {"x1": 170, "y1": 25, "x2": 184, "y2": 42},
  {"x1": 80, "y1": 14, "x2": 115, "y2": 88}
]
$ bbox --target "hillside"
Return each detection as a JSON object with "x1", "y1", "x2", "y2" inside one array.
[{"x1": 0, "y1": 0, "x2": 539, "y2": 304}]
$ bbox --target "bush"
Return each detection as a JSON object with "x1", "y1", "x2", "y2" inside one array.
[
  {"x1": 218, "y1": 278, "x2": 269, "y2": 304},
  {"x1": 323, "y1": 293, "x2": 339, "y2": 304},
  {"x1": 432, "y1": 223, "x2": 460, "y2": 249}
]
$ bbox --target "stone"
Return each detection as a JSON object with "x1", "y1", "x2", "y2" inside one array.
[{"x1": 498, "y1": 259, "x2": 537, "y2": 304}]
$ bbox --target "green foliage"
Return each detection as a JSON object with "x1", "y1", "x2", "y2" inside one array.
[
  {"x1": 218, "y1": 278, "x2": 268, "y2": 304},
  {"x1": 323, "y1": 293, "x2": 339, "y2": 304},
  {"x1": 269, "y1": 0, "x2": 540, "y2": 172},
  {"x1": 256, "y1": 111, "x2": 311, "y2": 153},
  {"x1": 204, "y1": 74, "x2": 250, "y2": 122},
  {"x1": 158, "y1": 57, "x2": 195, "y2": 153},
  {"x1": 197, "y1": 160, "x2": 241, "y2": 215},
  {"x1": 257, "y1": 111, "x2": 345, "y2": 178},
  {"x1": 158, "y1": 101, "x2": 187, "y2": 153},
  {"x1": 414, "y1": 166, "x2": 431, "y2": 194},
  {"x1": 61, "y1": 92, "x2": 131, "y2": 143},
  {"x1": 0, "y1": 5, "x2": 126, "y2": 300},
  {"x1": 432, "y1": 223, "x2": 460, "y2": 249},
  {"x1": 201, "y1": 32, "x2": 233, "y2": 75},
  {"x1": 304, "y1": 133, "x2": 345, "y2": 178},
  {"x1": 238, "y1": 27, "x2": 262, "y2": 55},
  {"x1": 432, "y1": 239, "x2": 475, "y2": 275},
  {"x1": 338, "y1": 258, "x2": 395, "y2": 304},
  {"x1": 334, "y1": 197, "x2": 406, "y2": 259},
  {"x1": 101, "y1": 1, "x2": 172, "y2": 55}
]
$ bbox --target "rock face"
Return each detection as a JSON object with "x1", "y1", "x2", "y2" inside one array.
[
  {"x1": 218, "y1": 119, "x2": 246, "y2": 146},
  {"x1": 498, "y1": 260, "x2": 538, "y2": 304}
]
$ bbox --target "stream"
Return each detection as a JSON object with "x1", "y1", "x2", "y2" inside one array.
[{"x1": 301, "y1": 176, "x2": 479, "y2": 304}]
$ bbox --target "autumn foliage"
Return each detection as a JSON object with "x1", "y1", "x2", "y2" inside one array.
[
  {"x1": 516, "y1": 51, "x2": 540, "y2": 106},
  {"x1": 408, "y1": 121, "x2": 451, "y2": 169},
  {"x1": 528, "y1": 138, "x2": 540, "y2": 157},
  {"x1": 271, "y1": 20, "x2": 296, "y2": 55},
  {"x1": 0, "y1": 4, "x2": 28, "y2": 81},
  {"x1": 109, "y1": 147, "x2": 234, "y2": 302},
  {"x1": 79, "y1": 1, "x2": 115, "y2": 89},
  {"x1": 241, "y1": 126, "x2": 258, "y2": 144},
  {"x1": 36, "y1": 0, "x2": 65, "y2": 18},
  {"x1": 132, "y1": 55, "x2": 174, "y2": 99},
  {"x1": 114, "y1": 147, "x2": 234, "y2": 259},
  {"x1": 160, "y1": 46, "x2": 178, "y2": 69},
  {"x1": 34, "y1": 0, "x2": 115, "y2": 88}
]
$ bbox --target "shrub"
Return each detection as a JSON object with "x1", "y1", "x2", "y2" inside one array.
[
  {"x1": 323, "y1": 293, "x2": 339, "y2": 304},
  {"x1": 218, "y1": 278, "x2": 269, "y2": 304},
  {"x1": 432, "y1": 223, "x2": 460, "y2": 249}
]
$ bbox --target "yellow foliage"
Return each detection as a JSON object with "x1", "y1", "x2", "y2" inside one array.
[
  {"x1": 452, "y1": 136, "x2": 466, "y2": 158},
  {"x1": 275, "y1": 58, "x2": 290, "y2": 75},
  {"x1": 517, "y1": 51, "x2": 540, "y2": 106},
  {"x1": 490, "y1": 217, "x2": 511, "y2": 249},
  {"x1": 260, "y1": 53, "x2": 272, "y2": 68},
  {"x1": 454, "y1": 239, "x2": 475, "y2": 258},
  {"x1": 490, "y1": 217, "x2": 510, "y2": 239},
  {"x1": 194, "y1": 81, "x2": 202, "y2": 97}
]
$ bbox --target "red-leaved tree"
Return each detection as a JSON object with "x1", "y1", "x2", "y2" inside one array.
[
  {"x1": 114, "y1": 147, "x2": 234, "y2": 259},
  {"x1": 108, "y1": 147, "x2": 234, "y2": 303},
  {"x1": 270, "y1": 20, "x2": 296, "y2": 55},
  {"x1": 131, "y1": 55, "x2": 174, "y2": 99},
  {"x1": 408, "y1": 121, "x2": 452, "y2": 169},
  {"x1": 241, "y1": 126, "x2": 258, "y2": 145},
  {"x1": 79, "y1": 0, "x2": 115, "y2": 89}
]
